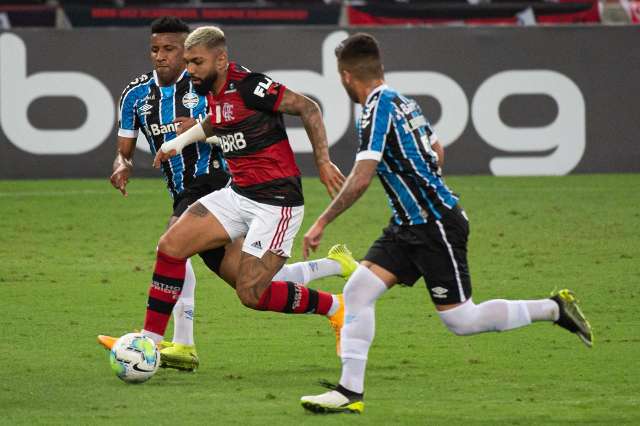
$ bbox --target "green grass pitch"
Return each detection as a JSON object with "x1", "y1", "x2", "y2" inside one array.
[{"x1": 1, "y1": 174, "x2": 639, "y2": 425}]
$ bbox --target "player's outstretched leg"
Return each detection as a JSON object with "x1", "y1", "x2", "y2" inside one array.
[
  {"x1": 272, "y1": 244, "x2": 358, "y2": 285},
  {"x1": 437, "y1": 289, "x2": 593, "y2": 347}
]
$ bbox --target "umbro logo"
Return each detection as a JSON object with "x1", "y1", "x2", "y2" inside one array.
[
  {"x1": 251, "y1": 241, "x2": 262, "y2": 250},
  {"x1": 431, "y1": 286, "x2": 448, "y2": 298},
  {"x1": 138, "y1": 103, "x2": 153, "y2": 116}
]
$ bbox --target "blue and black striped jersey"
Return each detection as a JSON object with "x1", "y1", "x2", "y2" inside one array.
[
  {"x1": 355, "y1": 84, "x2": 458, "y2": 225},
  {"x1": 118, "y1": 70, "x2": 228, "y2": 198}
]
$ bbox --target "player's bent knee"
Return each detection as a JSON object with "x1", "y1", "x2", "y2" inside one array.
[
  {"x1": 437, "y1": 301, "x2": 482, "y2": 336},
  {"x1": 158, "y1": 231, "x2": 185, "y2": 258}
]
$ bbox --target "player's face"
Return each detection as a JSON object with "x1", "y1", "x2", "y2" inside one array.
[
  {"x1": 185, "y1": 45, "x2": 226, "y2": 96},
  {"x1": 338, "y1": 65, "x2": 359, "y2": 104},
  {"x1": 150, "y1": 33, "x2": 186, "y2": 84}
]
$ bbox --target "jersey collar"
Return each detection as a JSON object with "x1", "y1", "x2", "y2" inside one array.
[
  {"x1": 364, "y1": 83, "x2": 388, "y2": 106},
  {"x1": 152, "y1": 68, "x2": 188, "y2": 88}
]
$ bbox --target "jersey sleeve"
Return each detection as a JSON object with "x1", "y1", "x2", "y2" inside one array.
[
  {"x1": 117, "y1": 84, "x2": 141, "y2": 138},
  {"x1": 355, "y1": 96, "x2": 393, "y2": 163},
  {"x1": 237, "y1": 73, "x2": 287, "y2": 113}
]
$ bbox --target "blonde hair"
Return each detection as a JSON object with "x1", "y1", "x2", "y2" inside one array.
[{"x1": 185, "y1": 26, "x2": 226, "y2": 50}]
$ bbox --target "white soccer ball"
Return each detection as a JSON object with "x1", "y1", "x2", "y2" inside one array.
[{"x1": 109, "y1": 333, "x2": 159, "y2": 383}]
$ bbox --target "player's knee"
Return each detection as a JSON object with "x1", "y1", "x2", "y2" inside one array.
[
  {"x1": 438, "y1": 301, "x2": 481, "y2": 336},
  {"x1": 158, "y1": 232, "x2": 180, "y2": 257},
  {"x1": 343, "y1": 266, "x2": 384, "y2": 308}
]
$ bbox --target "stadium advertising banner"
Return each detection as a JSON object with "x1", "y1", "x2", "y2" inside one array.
[{"x1": 0, "y1": 26, "x2": 637, "y2": 179}]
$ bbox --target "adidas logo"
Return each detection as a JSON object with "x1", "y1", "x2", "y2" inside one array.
[{"x1": 251, "y1": 241, "x2": 262, "y2": 249}]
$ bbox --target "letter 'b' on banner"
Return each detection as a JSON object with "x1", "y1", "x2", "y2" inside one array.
[{"x1": 0, "y1": 33, "x2": 114, "y2": 154}]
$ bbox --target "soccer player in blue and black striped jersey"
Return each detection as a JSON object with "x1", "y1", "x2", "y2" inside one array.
[
  {"x1": 107, "y1": 16, "x2": 231, "y2": 371},
  {"x1": 300, "y1": 33, "x2": 593, "y2": 414}
]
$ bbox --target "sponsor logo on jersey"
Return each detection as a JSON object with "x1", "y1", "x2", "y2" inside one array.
[
  {"x1": 222, "y1": 102, "x2": 234, "y2": 121},
  {"x1": 253, "y1": 77, "x2": 275, "y2": 98},
  {"x1": 218, "y1": 132, "x2": 247, "y2": 153},
  {"x1": 149, "y1": 122, "x2": 178, "y2": 136},
  {"x1": 182, "y1": 92, "x2": 199, "y2": 109},
  {"x1": 431, "y1": 286, "x2": 448, "y2": 298}
]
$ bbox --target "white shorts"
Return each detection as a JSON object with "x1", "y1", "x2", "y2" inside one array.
[{"x1": 198, "y1": 186, "x2": 304, "y2": 258}]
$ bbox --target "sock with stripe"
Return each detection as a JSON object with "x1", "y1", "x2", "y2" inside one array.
[
  {"x1": 142, "y1": 251, "x2": 186, "y2": 344},
  {"x1": 256, "y1": 281, "x2": 338, "y2": 315}
]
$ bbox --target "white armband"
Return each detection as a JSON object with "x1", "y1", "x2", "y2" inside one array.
[{"x1": 160, "y1": 122, "x2": 207, "y2": 154}]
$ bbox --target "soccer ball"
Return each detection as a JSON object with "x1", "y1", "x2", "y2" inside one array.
[{"x1": 109, "y1": 333, "x2": 159, "y2": 383}]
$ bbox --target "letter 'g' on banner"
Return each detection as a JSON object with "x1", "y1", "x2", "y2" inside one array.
[
  {"x1": 0, "y1": 33, "x2": 114, "y2": 154},
  {"x1": 472, "y1": 70, "x2": 586, "y2": 176}
]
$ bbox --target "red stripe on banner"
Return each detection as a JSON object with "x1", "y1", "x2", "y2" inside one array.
[{"x1": 270, "y1": 207, "x2": 287, "y2": 249}]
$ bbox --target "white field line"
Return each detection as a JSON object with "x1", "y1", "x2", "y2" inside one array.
[{"x1": 0, "y1": 189, "x2": 162, "y2": 198}]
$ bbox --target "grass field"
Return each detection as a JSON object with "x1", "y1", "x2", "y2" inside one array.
[{"x1": 1, "y1": 174, "x2": 639, "y2": 425}]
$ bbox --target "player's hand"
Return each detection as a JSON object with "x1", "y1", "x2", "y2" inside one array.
[
  {"x1": 302, "y1": 220, "x2": 325, "y2": 260},
  {"x1": 153, "y1": 149, "x2": 177, "y2": 168},
  {"x1": 174, "y1": 117, "x2": 197, "y2": 135},
  {"x1": 318, "y1": 162, "x2": 345, "y2": 199},
  {"x1": 110, "y1": 163, "x2": 131, "y2": 197}
]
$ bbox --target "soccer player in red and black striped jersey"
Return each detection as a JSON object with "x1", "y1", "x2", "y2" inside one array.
[
  {"x1": 99, "y1": 20, "x2": 358, "y2": 368},
  {"x1": 146, "y1": 26, "x2": 348, "y2": 349}
]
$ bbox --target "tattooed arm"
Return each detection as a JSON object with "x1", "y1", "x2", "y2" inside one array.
[
  {"x1": 277, "y1": 89, "x2": 345, "y2": 198},
  {"x1": 302, "y1": 159, "x2": 378, "y2": 258}
]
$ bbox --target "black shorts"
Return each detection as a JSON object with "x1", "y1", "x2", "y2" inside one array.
[
  {"x1": 172, "y1": 173, "x2": 231, "y2": 217},
  {"x1": 171, "y1": 172, "x2": 231, "y2": 275},
  {"x1": 363, "y1": 205, "x2": 472, "y2": 305}
]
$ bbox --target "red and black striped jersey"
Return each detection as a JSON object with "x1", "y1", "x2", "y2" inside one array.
[{"x1": 206, "y1": 62, "x2": 302, "y2": 207}]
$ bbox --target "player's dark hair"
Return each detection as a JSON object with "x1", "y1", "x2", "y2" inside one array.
[
  {"x1": 150, "y1": 16, "x2": 190, "y2": 35},
  {"x1": 334, "y1": 33, "x2": 383, "y2": 80}
]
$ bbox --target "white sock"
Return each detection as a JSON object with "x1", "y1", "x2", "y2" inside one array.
[
  {"x1": 272, "y1": 258, "x2": 342, "y2": 285},
  {"x1": 141, "y1": 330, "x2": 163, "y2": 345},
  {"x1": 172, "y1": 259, "x2": 196, "y2": 346},
  {"x1": 438, "y1": 297, "x2": 557, "y2": 336},
  {"x1": 339, "y1": 265, "x2": 388, "y2": 394},
  {"x1": 526, "y1": 299, "x2": 559, "y2": 322}
]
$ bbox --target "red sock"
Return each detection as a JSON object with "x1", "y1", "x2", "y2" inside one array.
[
  {"x1": 143, "y1": 251, "x2": 186, "y2": 336},
  {"x1": 256, "y1": 281, "x2": 333, "y2": 315}
]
